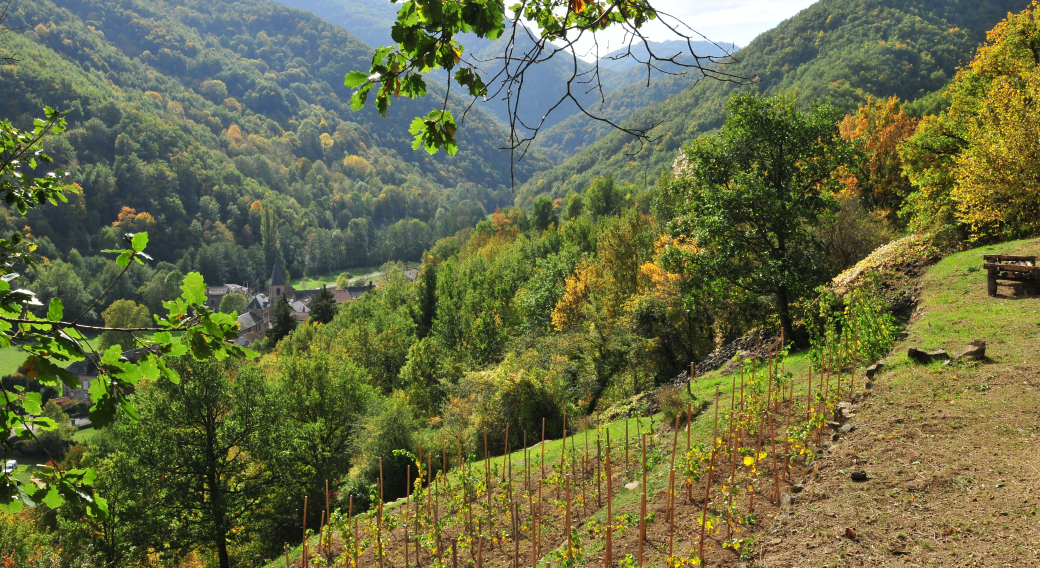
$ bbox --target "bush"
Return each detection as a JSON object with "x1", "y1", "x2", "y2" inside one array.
[
  {"x1": 659, "y1": 385, "x2": 695, "y2": 429},
  {"x1": 450, "y1": 351, "x2": 568, "y2": 458},
  {"x1": 350, "y1": 392, "x2": 420, "y2": 503}
]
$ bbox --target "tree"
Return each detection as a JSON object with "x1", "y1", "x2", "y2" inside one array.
[
  {"x1": 0, "y1": 108, "x2": 252, "y2": 516},
  {"x1": 218, "y1": 292, "x2": 248, "y2": 316},
  {"x1": 838, "y1": 96, "x2": 918, "y2": 221},
  {"x1": 414, "y1": 261, "x2": 437, "y2": 340},
  {"x1": 30, "y1": 260, "x2": 93, "y2": 323},
  {"x1": 28, "y1": 400, "x2": 75, "y2": 460},
  {"x1": 343, "y1": 0, "x2": 745, "y2": 165},
  {"x1": 309, "y1": 285, "x2": 337, "y2": 324},
  {"x1": 900, "y1": 5, "x2": 1040, "y2": 244},
  {"x1": 114, "y1": 357, "x2": 279, "y2": 568},
  {"x1": 276, "y1": 351, "x2": 374, "y2": 528},
  {"x1": 667, "y1": 93, "x2": 855, "y2": 341},
  {"x1": 268, "y1": 295, "x2": 297, "y2": 344},
  {"x1": 99, "y1": 300, "x2": 151, "y2": 351},
  {"x1": 531, "y1": 195, "x2": 557, "y2": 232}
]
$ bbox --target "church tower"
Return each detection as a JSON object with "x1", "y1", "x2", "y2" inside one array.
[{"x1": 269, "y1": 258, "x2": 288, "y2": 299}]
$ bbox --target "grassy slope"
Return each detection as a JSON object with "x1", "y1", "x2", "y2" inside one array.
[
  {"x1": 517, "y1": 0, "x2": 1032, "y2": 206},
  {"x1": 272, "y1": 237, "x2": 1040, "y2": 567}
]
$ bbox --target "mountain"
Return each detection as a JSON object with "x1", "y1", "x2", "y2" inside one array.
[
  {"x1": 0, "y1": 0, "x2": 549, "y2": 286},
  {"x1": 516, "y1": 0, "x2": 1033, "y2": 204},
  {"x1": 275, "y1": 0, "x2": 739, "y2": 142}
]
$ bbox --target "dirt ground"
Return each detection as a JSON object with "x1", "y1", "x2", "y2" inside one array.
[{"x1": 761, "y1": 242, "x2": 1040, "y2": 568}]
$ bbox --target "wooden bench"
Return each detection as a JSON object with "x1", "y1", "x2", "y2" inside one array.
[{"x1": 983, "y1": 254, "x2": 1039, "y2": 296}]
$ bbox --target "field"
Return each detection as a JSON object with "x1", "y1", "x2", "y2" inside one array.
[{"x1": 291, "y1": 263, "x2": 419, "y2": 290}]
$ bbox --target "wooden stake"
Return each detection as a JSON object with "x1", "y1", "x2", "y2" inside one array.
[
  {"x1": 318, "y1": 511, "x2": 325, "y2": 557},
  {"x1": 406, "y1": 465, "x2": 411, "y2": 568},
  {"x1": 728, "y1": 374, "x2": 737, "y2": 540},
  {"x1": 606, "y1": 429, "x2": 613, "y2": 568},
  {"x1": 378, "y1": 459, "x2": 385, "y2": 568},
  {"x1": 698, "y1": 388, "x2": 720, "y2": 564},
  {"x1": 639, "y1": 434, "x2": 647, "y2": 567},
  {"x1": 302, "y1": 496, "x2": 308, "y2": 568},
  {"x1": 565, "y1": 473, "x2": 572, "y2": 562},
  {"x1": 668, "y1": 414, "x2": 680, "y2": 560},
  {"x1": 560, "y1": 409, "x2": 567, "y2": 496},
  {"x1": 686, "y1": 402, "x2": 693, "y2": 501},
  {"x1": 766, "y1": 356, "x2": 781, "y2": 505},
  {"x1": 350, "y1": 496, "x2": 357, "y2": 566},
  {"x1": 324, "y1": 480, "x2": 330, "y2": 558},
  {"x1": 596, "y1": 428, "x2": 602, "y2": 507}
]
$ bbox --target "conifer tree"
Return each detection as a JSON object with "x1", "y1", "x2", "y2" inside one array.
[
  {"x1": 269, "y1": 295, "x2": 297, "y2": 344},
  {"x1": 309, "y1": 285, "x2": 337, "y2": 325}
]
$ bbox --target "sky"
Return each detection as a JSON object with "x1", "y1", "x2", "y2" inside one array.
[{"x1": 591, "y1": 0, "x2": 818, "y2": 52}]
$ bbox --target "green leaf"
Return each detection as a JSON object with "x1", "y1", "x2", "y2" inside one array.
[
  {"x1": 46, "y1": 297, "x2": 62, "y2": 322},
  {"x1": 344, "y1": 71, "x2": 369, "y2": 88},
  {"x1": 131, "y1": 232, "x2": 148, "y2": 253},
  {"x1": 181, "y1": 272, "x2": 207, "y2": 305},
  {"x1": 41, "y1": 486, "x2": 62, "y2": 509},
  {"x1": 22, "y1": 392, "x2": 42, "y2": 415}
]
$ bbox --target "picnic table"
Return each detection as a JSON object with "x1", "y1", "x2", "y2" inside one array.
[{"x1": 983, "y1": 254, "x2": 1039, "y2": 296}]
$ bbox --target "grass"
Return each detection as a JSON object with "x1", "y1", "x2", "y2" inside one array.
[
  {"x1": 291, "y1": 263, "x2": 419, "y2": 289},
  {"x1": 0, "y1": 346, "x2": 25, "y2": 376},
  {"x1": 72, "y1": 427, "x2": 100, "y2": 445}
]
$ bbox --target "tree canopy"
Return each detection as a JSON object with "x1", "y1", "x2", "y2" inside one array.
[{"x1": 666, "y1": 93, "x2": 856, "y2": 340}]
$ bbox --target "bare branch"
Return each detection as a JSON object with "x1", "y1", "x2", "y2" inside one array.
[{"x1": 449, "y1": 0, "x2": 755, "y2": 187}]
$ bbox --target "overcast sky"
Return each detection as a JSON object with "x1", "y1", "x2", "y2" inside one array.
[{"x1": 591, "y1": 0, "x2": 817, "y2": 52}]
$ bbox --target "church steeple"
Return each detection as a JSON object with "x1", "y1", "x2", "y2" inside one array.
[{"x1": 269, "y1": 258, "x2": 287, "y2": 299}]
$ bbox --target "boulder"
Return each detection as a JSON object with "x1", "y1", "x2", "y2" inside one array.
[
  {"x1": 851, "y1": 470, "x2": 869, "y2": 482},
  {"x1": 908, "y1": 346, "x2": 950, "y2": 363},
  {"x1": 781, "y1": 493, "x2": 796, "y2": 509},
  {"x1": 954, "y1": 340, "x2": 986, "y2": 361}
]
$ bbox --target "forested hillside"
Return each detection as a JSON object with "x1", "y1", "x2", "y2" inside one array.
[
  {"x1": 519, "y1": 0, "x2": 1032, "y2": 204},
  {"x1": 0, "y1": 0, "x2": 547, "y2": 318},
  {"x1": 278, "y1": 0, "x2": 738, "y2": 148},
  {"x1": 5, "y1": 0, "x2": 1040, "y2": 566}
]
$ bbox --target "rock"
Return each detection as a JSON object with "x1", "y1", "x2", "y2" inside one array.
[
  {"x1": 781, "y1": 493, "x2": 796, "y2": 509},
  {"x1": 791, "y1": 484, "x2": 804, "y2": 494},
  {"x1": 908, "y1": 346, "x2": 950, "y2": 363},
  {"x1": 831, "y1": 433, "x2": 840, "y2": 442},
  {"x1": 826, "y1": 421, "x2": 842, "y2": 431},
  {"x1": 852, "y1": 391, "x2": 865, "y2": 404},
  {"x1": 851, "y1": 470, "x2": 869, "y2": 482},
  {"x1": 865, "y1": 381, "x2": 874, "y2": 390},
  {"x1": 844, "y1": 527, "x2": 858, "y2": 540},
  {"x1": 865, "y1": 362, "x2": 883, "y2": 379},
  {"x1": 954, "y1": 340, "x2": 986, "y2": 361},
  {"x1": 841, "y1": 423, "x2": 856, "y2": 434},
  {"x1": 835, "y1": 402, "x2": 855, "y2": 421},
  {"x1": 624, "y1": 481, "x2": 639, "y2": 490},
  {"x1": 769, "y1": 538, "x2": 782, "y2": 545}
]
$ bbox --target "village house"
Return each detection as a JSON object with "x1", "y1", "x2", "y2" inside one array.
[{"x1": 204, "y1": 283, "x2": 251, "y2": 311}]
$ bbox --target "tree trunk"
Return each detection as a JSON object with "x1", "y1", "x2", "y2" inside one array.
[
  {"x1": 776, "y1": 286, "x2": 794, "y2": 344},
  {"x1": 217, "y1": 534, "x2": 230, "y2": 568}
]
